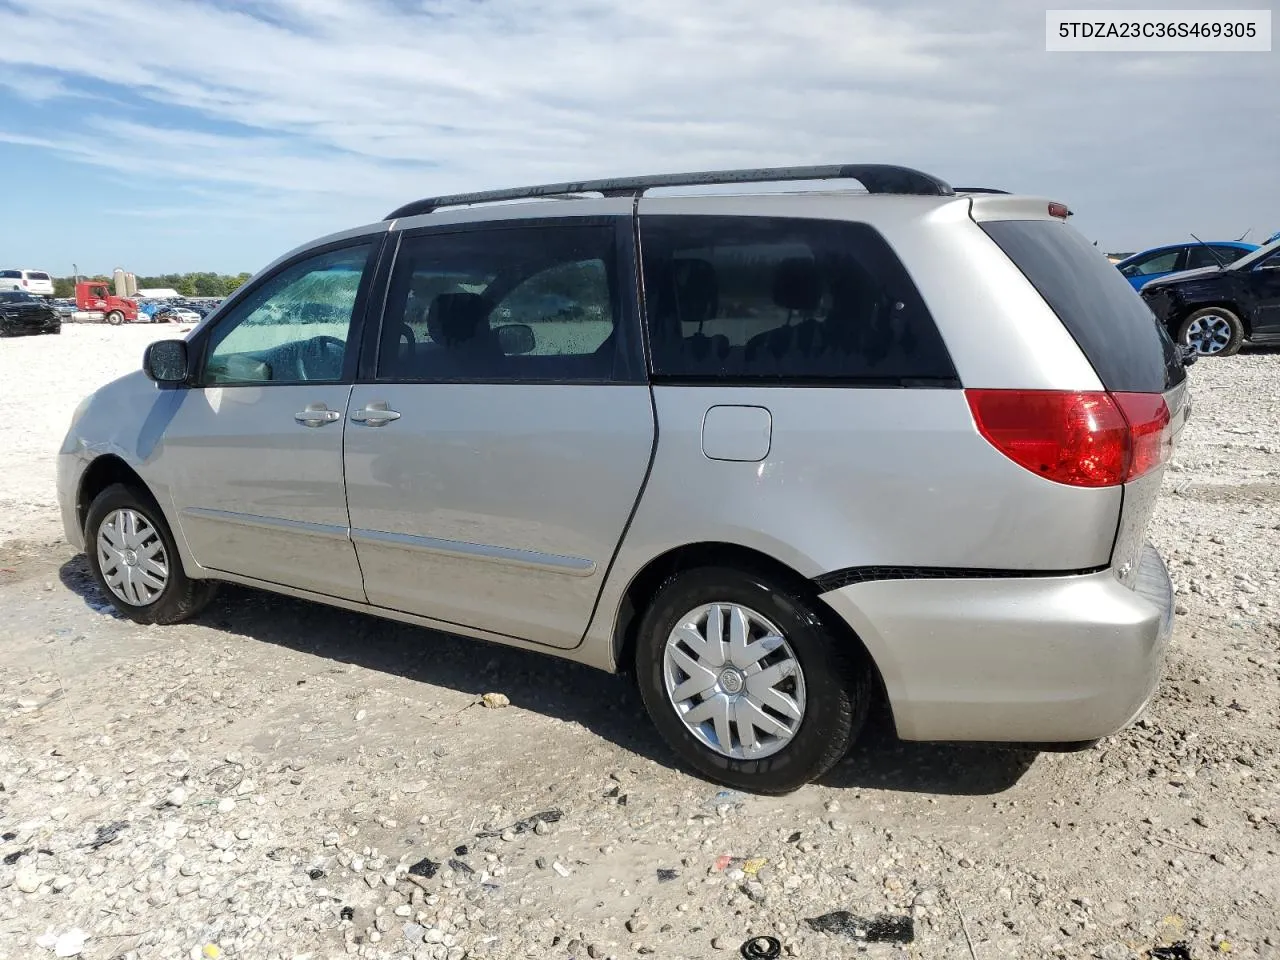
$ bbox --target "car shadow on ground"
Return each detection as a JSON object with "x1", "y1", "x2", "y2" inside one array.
[{"x1": 59, "y1": 556, "x2": 1036, "y2": 797}]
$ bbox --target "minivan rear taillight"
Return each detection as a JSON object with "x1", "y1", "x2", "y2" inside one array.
[{"x1": 966, "y1": 389, "x2": 1171, "y2": 487}]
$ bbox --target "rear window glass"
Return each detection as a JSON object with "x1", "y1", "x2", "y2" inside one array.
[
  {"x1": 640, "y1": 216, "x2": 956, "y2": 385},
  {"x1": 980, "y1": 220, "x2": 1183, "y2": 393},
  {"x1": 27, "y1": 271, "x2": 50, "y2": 281}
]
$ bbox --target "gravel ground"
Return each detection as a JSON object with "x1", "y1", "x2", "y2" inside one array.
[{"x1": 1, "y1": 326, "x2": 1277, "y2": 960}]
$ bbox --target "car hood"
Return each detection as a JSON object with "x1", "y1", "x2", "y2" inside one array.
[
  {"x1": 1140, "y1": 265, "x2": 1223, "y2": 290},
  {"x1": 0, "y1": 299, "x2": 56, "y2": 316}
]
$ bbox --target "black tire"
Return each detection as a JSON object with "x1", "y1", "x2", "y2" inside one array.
[
  {"x1": 84, "y1": 483, "x2": 217, "y2": 625},
  {"x1": 635, "y1": 566, "x2": 871, "y2": 794},
  {"x1": 1177, "y1": 307, "x2": 1244, "y2": 358},
  {"x1": 105, "y1": 310, "x2": 124, "y2": 326},
  {"x1": 50, "y1": 324, "x2": 61, "y2": 335}
]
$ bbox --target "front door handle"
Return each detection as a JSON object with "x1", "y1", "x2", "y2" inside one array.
[
  {"x1": 350, "y1": 402, "x2": 401, "y2": 426},
  {"x1": 294, "y1": 404, "x2": 342, "y2": 427}
]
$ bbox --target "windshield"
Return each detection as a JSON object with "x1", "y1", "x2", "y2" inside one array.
[{"x1": 1227, "y1": 236, "x2": 1280, "y2": 270}]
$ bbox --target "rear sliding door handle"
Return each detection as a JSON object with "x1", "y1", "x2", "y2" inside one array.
[
  {"x1": 350, "y1": 403, "x2": 401, "y2": 426},
  {"x1": 294, "y1": 404, "x2": 342, "y2": 427}
]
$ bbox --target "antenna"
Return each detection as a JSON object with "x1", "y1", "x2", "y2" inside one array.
[
  {"x1": 1237, "y1": 228, "x2": 1252, "y2": 242},
  {"x1": 1189, "y1": 233, "x2": 1229, "y2": 269}
]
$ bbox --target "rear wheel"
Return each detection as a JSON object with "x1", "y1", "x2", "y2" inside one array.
[
  {"x1": 105, "y1": 310, "x2": 124, "y2": 326},
  {"x1": 84, "y1": 483, "x2": 217, "y2": 624},
  {"x1": 635, "y1": 566, "x2": 870, "y2": 794},
  {"x1": 1178, "y1": 307, "x2": 1243, "y2": 357}
]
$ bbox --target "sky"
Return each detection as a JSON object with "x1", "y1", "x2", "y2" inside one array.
[{"x1": 0, "y1": 0, "x2": 1275, "y2": 275}]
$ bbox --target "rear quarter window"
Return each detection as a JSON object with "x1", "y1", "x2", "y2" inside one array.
[
  {"x1": 0, "y1": 270, "x2": 21, "y2": 279},
  {"x1": 640, "y1": 216, "x2": 956, "y2": 385},
  {"x1": 980, "y1": 220, "x2": 1184, "y2": 393}
]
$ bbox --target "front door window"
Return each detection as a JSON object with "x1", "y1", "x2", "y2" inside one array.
[{"x1": 202, "y1": 244, "x2": 372, "y2": 385}]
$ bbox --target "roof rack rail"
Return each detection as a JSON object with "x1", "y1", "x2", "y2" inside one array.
[
  {"x1": 954, "y1": 187, "x2": 1010, "y2": 194},
  {"x1": 385, "y1": 163, "x2": 954, "y2": 219}
]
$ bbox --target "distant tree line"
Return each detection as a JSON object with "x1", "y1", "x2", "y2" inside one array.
[{"x1": 51, "y1": 272, "x2": 254, "y2": 299}]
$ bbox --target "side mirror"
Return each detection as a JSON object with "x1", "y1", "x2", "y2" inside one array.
[
  {"x1": 144, "y1": 339, "x2": 190, "y2": 383},
  {"x1": 496, "y1": 323, "x2": 536, "y2": 356}
]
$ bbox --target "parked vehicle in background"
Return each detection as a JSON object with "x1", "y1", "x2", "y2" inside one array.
[
  {"x1": 1142, "y1": 237, "x2": 1280, "y2": 356},
  {"x1": 1116, "y1": 241, "x2": 1257, "y2": 290},
  {"x1": 0, "y1": 269, "x2": 55, "y2": 297},
  {"x1": 75, "y1": 281, "x2": 139, "y2": 325},
  {"x1": 154, "y1": 304, "x2": 202, "y2": 324},
  {"x1": 0, "y1": 290, "x2": 61, "y2": 335},
  {"x1": 58, "y1": 164, "x2": 1184, "y2": 793},
  {"x1": 51, "y1": 299, "x2": 77, "y2": 319}
]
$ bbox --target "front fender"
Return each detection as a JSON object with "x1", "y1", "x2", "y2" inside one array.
[{"x1": 59, "y1": 373, "x2": 202, "y2": 575}]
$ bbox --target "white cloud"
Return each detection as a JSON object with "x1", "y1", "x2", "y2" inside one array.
[{"x1": 0, "y1": 0, "x2": 1275, "y2": 260}]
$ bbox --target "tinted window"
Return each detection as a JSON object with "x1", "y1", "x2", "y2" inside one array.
[
  {"x1": 0, "y1": 270, "x2": 20, "y2": 279},
  {"x1": 378, "y1": 223, "x2": 622, "y2": 382},
  {"x1": 202, "y1": 244, "x2": 372, "y2": 385},
  {"x1": 1257, "y1": 249, "x2": 1280, "y2": 269},
  {"x1": 0, "y1": 291, "x2": 32, "y2": 302},
  {"x1": 982, "y1": 220, "x2": 1183, "y2": 392},
  {"x1": 1184, "y1": 245, "x2": 1242, "y2": 270},
  {"x1": 640, "y1": 216, "x2": 955, "y2": 384},
  {"x1": 27, "y1": 272, "x2": 50, "y2": 281}
]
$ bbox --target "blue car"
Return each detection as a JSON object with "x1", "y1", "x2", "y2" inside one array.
[{"x1": 1116, "y1": 240, "x2": 1258, "y2": 290}]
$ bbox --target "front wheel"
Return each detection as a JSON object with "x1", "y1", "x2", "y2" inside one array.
[
  {"x1": 105, "y1": 310, "x2": 125, "y2": 326},
  {"x1": 1178, "y1": 307, "x2": 1244, "y2": 357},
  {"x1": 635, "y1": 566, "x2": 871, "y2": 794},
  {"x1": 84, "y1": 483, "x2": 217, "y2": 624}
]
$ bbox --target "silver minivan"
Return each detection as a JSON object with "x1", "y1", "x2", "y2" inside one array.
[{"x1": 57, "y1": 165, "x2": 1183, "y2": 793}]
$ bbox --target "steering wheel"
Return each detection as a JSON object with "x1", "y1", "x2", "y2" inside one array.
[{"x1": 298, "y1": 335, "x2": 347, "y2": 380}]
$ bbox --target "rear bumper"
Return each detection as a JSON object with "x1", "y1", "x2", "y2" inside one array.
[{"x1": 819, "y1": 545, "x2": 1174, "y2": 743}]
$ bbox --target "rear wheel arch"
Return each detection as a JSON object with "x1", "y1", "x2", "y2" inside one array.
[{"x1": 612, "y1": 541, "x2": 886, "y2": 694}]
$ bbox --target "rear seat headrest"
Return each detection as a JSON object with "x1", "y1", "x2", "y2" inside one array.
[
  {"x1": 673, "y1": 258, "x2": 718, "y2": 324},
  {"x1": 772, "y1": 257, "x2": 823, "y2": 313},
  {"x1": 426, "y1": 292, "x2": 490, "y2": 345}
]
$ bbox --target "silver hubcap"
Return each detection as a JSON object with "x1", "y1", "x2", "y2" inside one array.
[
  {"x1": 97, "y1": 508, "x2": 169, "y2": 606},
  {"x1": 1184, "y1": 315, "x2": 1233, "y2": 355},
  {"x1": 662, "y1": 603, "x2": 806, "y2": 760}
]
